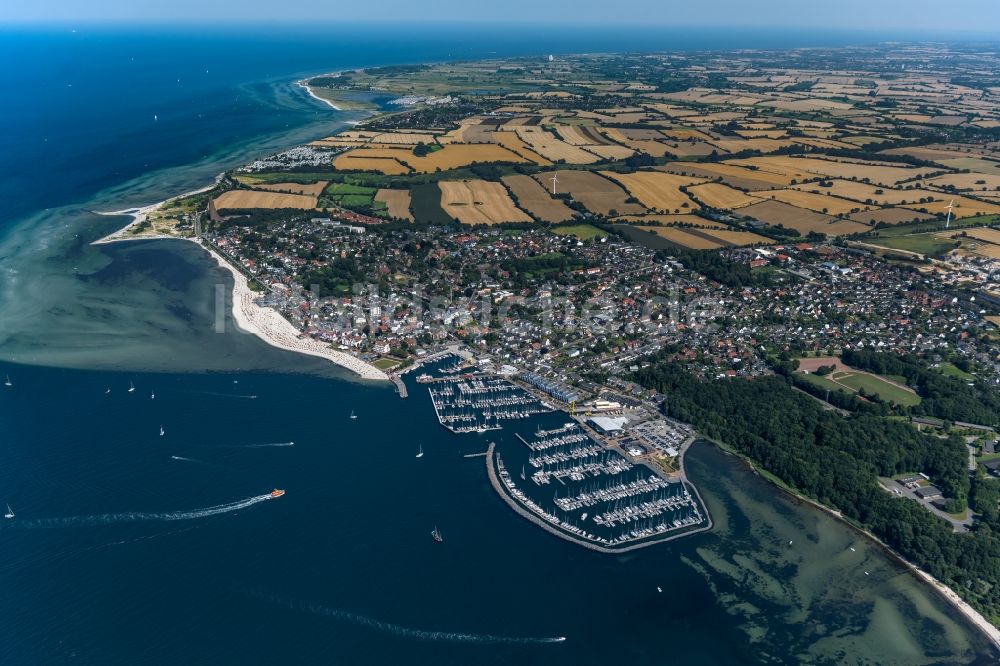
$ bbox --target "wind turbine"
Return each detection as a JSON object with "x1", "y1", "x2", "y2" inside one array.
[
  {"x1": 945, "y1": 199, "x2": 954, "y2": 229},
  {"x1": 550, "y1": 173, "x2": 559, "y2": 195}
]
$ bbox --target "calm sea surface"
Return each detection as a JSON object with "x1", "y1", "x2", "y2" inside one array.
[{"x1": 0, "y1": 25, "x2": 996, "y2": 664}]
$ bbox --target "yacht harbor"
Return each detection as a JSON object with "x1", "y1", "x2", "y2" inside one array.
[
  {"x1": 428, "y1": 375, "x2": 553, "y2": 434},
  {"x1": 492, "y1": 423, "x2": 708, "y2": 550},
  {"x1": 412, "y1": 350, "x2": 710, "y2": 551}
]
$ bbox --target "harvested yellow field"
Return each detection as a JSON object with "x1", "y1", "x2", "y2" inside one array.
[
  {"x1": 657, "y1": 162, "x2": 795, "y2": 190},
  {"x1": 439, "y1": 180, "x2": 532, "y2": 225},
  {"x1": 333, "y1": 153, "x2": 411, "y2": 175},
  {"x1": 515, "y1": 127, "x2": 600, "y2": 164},
  {"x1": 309, "y1": 138, "x2": 368, "y2": 148},
  {"x1": 740, "y1": 200, "x2": 870, "y2": 236},
  {"x1": 336, "y1": 144, "x2": 528, "y2": 174},
  {"x1": 534, "y1": 170, "x2": 645, "y2": 216},
  {"x1": 502, "y1": 175, "x2": 575, "y2": 223},
  {"x1": 758, "y1": 189, "x2": 873, "y2": 216},
  {"x1": 728, "y1": 156, "x2": 937, "y2": 187},
  {"x1": 658, "y1": 127, "x2": 715, "y2": 142},
  {"x1": 493, "y1": 132, "x2": 552, "y2": 165},
  {"x1": 213, "y1": 191, "x2": 317, "y2": 210},
  {"x1": 849, "y1": 208, "x2": 935, "y2": 225},
  {"x1": 926, "y1": 173, "x2": 1000, "y2": 191},
  {"x1": 614, "y1": 214, "x2": 720, "y2": 228},
  {"x1": 735, "y1": 129, "x2": 787, "y2": 139},
  {"x1": 600, "y1": 128, "x2": 673, "y2": 156},
  {"x1": 959, "y1": 227, "x2": 1000, "y2": 245},
  {"x1": 902, "y1": 197, "x2": 1000, "y2": 218},
  {"x1": 370, "y1": 132, "x2": 440, "y2": 145},
  {"x1": 790, "y1": 137, "x2": 857, "y2": 150},
  {"x1": 632, "y1": 225, "x2": 724, "y2": 249},
  {"x1": 688, "y1": 183, "x2": 762, "y2": 209},
  {"x1": 967, "y1": 244, "x2": 1000, "y2": 260},
  {"x1": 698, "y1": 229, "x2": 775, "y2": 246},
  {"x1": 555, "y1": 125, "x2": 598, "y2": 146},
  {"x1": 601, "y1": 171, "x2": 703, "y2": 213},
  {"x1": 375, "y1": 189, "x2": 413, "y2": 221},
  {"x1": 790, "y1": 180, "x2": 942, "y2": 206},
  {"x1": 249, "y1": 181, "x2": 328, "y2": 196},
  {"x1": 707, "y1": 137, "x2": 792, "y2": 154},
  {"x1": 584, "y1": 144, "x2": 635, "y2": 160}
]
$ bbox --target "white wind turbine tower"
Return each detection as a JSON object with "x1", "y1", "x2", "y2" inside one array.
[
  {"x1": 945, "y1": 199, "x2": 954, "y2": 229},
  {"x1": 550, "y1": 173, "x2": 559, "y2": 195}
]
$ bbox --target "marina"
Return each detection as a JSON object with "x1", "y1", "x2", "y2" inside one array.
[
  {"x1": 428, "y1": 375, "x2": 552, "y2": 434},
  {"x1": 412, "y1": 351, "x2": 710, "y2": 550},
  {"x1": 490, "y1": 423, "x2": 708, "y2": 550}
]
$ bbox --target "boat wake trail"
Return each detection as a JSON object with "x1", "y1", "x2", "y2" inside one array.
[
  {"x1": 215, "y1": 442, "x2": 294, "y2": 449},
  {"x1": 9, "y1": 494, "x2": 276, "y2": 529},
  {"x1": 196, "y1": 391, "x2": 258, "y2": 399},
  {"x1": 170, "y1": 455, "x2": 205, "y2": 463},
  {"x1": 242, "y1": 588, "x2": 566, "y2": 645}
]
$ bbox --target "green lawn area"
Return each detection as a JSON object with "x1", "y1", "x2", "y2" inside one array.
[
  {"x1": 552, "y1": 224, "x2": 608, "y2": 240},
  {"x1": 835, "y1": 372, "x2": 921, "y2": 407},
  {"x1": 939, "y1": 362, "x2": 975, "y2": 382},
  {"x1": 797, "y1": 370, "x2": 921, "y2": 406},
  {"x1": 373, "y1": 358, "x2": 403, "y2": 370},
  {"x1": 796, "y1": 372, "x2": 850, "y2": 395}
]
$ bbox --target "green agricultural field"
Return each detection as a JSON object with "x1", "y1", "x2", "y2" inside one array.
[
  {"x1": 410, "y1": 182, "x2": 453, "y2": 224},
  {"x1": 866, "y1": 234, "x2": 957, "y2": 257},
  {"x1": 867, "y1": 215, "x2": 998, "y2": 239},
  {"x1": 236, "y1": 172, "x2": 334, "y2": 185},
  {"x1": 552, "y1": 224, "x2": 608, "y2": 240}
]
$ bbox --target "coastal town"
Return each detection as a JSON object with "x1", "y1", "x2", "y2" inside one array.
[{"x1": 95, "y1": 45, "x2": 1000, "y2": 643}]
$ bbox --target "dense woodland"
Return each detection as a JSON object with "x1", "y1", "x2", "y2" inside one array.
[{"x1": 630, "y1": 361, "x2": 1000, "y2": 624}]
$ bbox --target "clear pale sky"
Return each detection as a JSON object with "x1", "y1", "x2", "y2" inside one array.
[{"x1": 2, "y1": 0, "x2": 999, "y2": 31}]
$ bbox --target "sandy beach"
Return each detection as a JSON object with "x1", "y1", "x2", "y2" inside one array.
[
  {"x1": 201, "y1": 241, "x2": 389, "y2": 382},
  {"x1": 93, "y1": 190, "x2": 389, "y2": 382},
  {"x1": 297, "y1": 78, "x2": 342, "y2": 111}
]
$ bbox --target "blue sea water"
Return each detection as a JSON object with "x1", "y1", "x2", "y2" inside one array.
[{"x1": 0, "y1": 24, "x2": 997, "y2": 664}]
